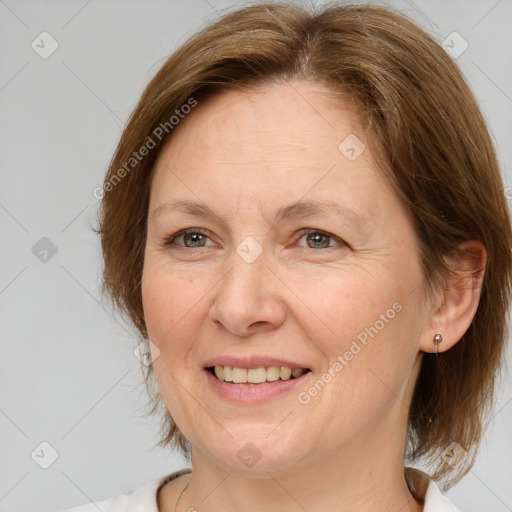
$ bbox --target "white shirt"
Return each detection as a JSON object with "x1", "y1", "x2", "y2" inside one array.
[{"x1": 61, "y1": 467, "x2": 460, "y2": 511}]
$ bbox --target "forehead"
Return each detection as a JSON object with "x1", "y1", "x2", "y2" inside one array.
[
  {"x1": 167, "y1": 81, "x2": 363, "y2": 151},
  {"x1": 152, "y1": 80, "x2": 372, "y2": 183}
]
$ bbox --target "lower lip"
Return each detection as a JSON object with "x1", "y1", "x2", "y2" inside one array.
[{"x1": 204, "y1": 369, "x2": 311, "y2": 404}]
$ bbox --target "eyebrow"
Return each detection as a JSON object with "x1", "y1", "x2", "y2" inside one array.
[{"x1": 149, "y1": 199, "x2": 368, "y2": 230}]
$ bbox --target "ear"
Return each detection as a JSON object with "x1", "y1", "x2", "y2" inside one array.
[{"x1": 419, "y1": 240, "x2": 487, "y2": 354}]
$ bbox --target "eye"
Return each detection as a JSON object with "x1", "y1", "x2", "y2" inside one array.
[
  {"x1": 295, "y1": 229, "x2": 345, "y2": 250},
  {"x1": 164, "y1": 228, "x2": 213, "y2": 248},
  {"x1": 162, "y1": 228, "x2": 346, "y2": 251}
]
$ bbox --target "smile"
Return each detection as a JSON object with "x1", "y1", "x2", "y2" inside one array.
[
  {"x1": 204, "y1": 366, "x2": 312, "y2": 404},
  {"x1": 209, "y1": 365, "x2": 310, "y2": 384}
]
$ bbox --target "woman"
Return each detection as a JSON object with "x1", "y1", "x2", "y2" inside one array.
[{"x1": 66, "y1": 2, "x2": 512, "y2": 511}]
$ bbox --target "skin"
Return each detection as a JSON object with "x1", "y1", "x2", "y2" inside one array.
[{"x1": 141, "y1": 79, "x2": 486, "y2": 512}]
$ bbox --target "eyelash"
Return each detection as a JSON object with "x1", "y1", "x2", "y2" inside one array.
[{"x1": 162, "y1": 227, "x2": 346, "y2": 251}]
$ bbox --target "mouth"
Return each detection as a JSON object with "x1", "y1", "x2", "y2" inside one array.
[{"x1": 205, "y1": 365, "x2": 312, "y2": 385}]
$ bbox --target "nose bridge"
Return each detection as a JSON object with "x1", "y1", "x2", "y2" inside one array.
[
  {"x1": 209, "y1": 237, "x2": 284, "y2": 334},
  {"x1": 219, "y1": 237, "x2": 269, "y2": 303}
]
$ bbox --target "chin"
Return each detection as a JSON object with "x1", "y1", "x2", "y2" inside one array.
[{"x1": 193, "y1": 429, "x2": 311, "y2": 475}]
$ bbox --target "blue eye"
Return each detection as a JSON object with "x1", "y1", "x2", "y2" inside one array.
[{"x1": 163, "y1": 228, "x2": 345, "y2": 250}]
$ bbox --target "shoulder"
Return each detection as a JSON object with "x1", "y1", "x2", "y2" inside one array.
[
  {"x1": 405, "y1": 467, "x2": 461, "y2": 512},
  {"x1": 59, "y1": 468, "x2": 192, "y2": 512},
  {"x1": 423, "y1": 479, "x2": 461, "y2": 512}
]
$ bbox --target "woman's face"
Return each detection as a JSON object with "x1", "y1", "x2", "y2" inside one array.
[{"x1": 142, "y1": 80, "x2": 430, "y2": 473}]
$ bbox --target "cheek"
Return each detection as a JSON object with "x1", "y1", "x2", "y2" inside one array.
[
  {"x1": 283, "y1": 264, "x2": 401, "y2": 354},
  {"x1": 291, "y1": 265, "x2": 418, "y2": 407},
  {"x1": 141, "y1": 266, "x2": 206, "y2": 424},
  {"x1": 141, "y1": 264, "x2": 198, "y2": 353}
]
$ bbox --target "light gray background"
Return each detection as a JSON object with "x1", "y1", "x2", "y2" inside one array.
[{"x1": 0, "y1": 1, "x2": 511, "y2": 511}]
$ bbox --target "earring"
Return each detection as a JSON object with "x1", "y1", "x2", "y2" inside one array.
[{"x1": 433, "y1": 333, "x2": 443, "y2": 354}]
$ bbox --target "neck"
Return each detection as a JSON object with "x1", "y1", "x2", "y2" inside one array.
[{"x1": 176, "y1": 417, "x2": 423, "y2": 512}]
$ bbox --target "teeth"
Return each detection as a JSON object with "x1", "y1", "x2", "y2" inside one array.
[
  {"x1": 223, "y1": 366, "x2": 232, "y2": 382},
  {"x1": 280, "y1": 366, "x2": 292, "y2": 380},
  {"x1": 266, "y1": 366, "x2": 280, "y2": 381},
  {"x1": 248, "y1": 368, "x2": 267, "y2": 384},
  {"x1": 291, "y1": 368, "x2": 305, "y2": 378},
  {"x1": 232, "y1": 367, "x2": 247, "y2": 383},
  {"x1": 212, "y1": 365, "x2": 307, "y2": 384}
]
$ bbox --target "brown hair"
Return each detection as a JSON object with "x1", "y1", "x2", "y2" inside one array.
[{"x1": 94, "y1": 1, "x2": 512, "y2": 487}]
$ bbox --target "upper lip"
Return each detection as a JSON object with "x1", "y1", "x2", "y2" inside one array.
[{"x1": 203, "y1": 356, "x2": 310, "y2": 370}]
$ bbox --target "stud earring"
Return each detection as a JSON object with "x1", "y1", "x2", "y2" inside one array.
[{"x1": 433, "y1": 333, "x2": 443, "y2": 354}]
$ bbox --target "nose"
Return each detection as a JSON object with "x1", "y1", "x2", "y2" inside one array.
[{"x1": 208, "y1": 248, "x2": 286, "y2": 337}]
